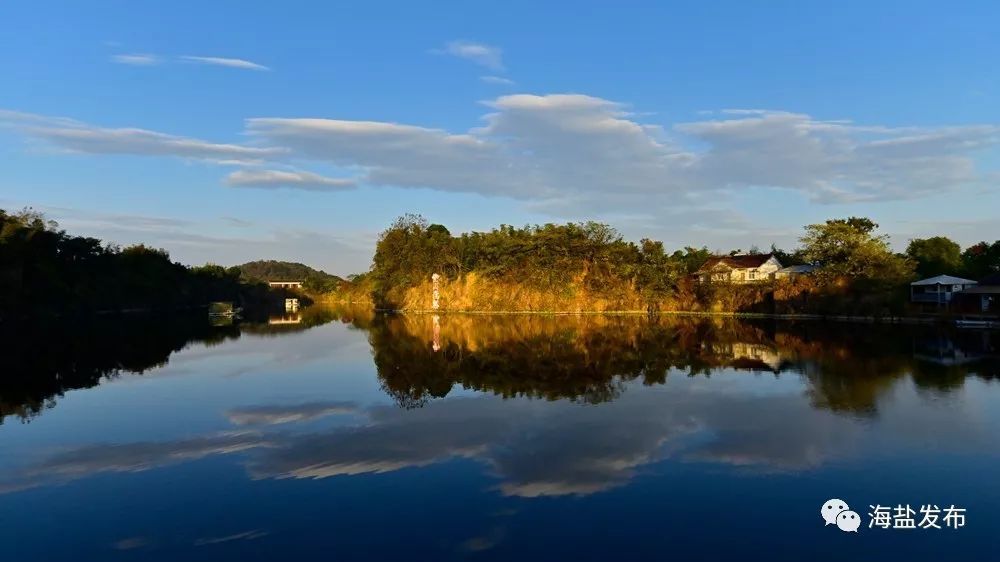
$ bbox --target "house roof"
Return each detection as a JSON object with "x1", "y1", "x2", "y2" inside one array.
[
  {"x1": 778, "y1": 264, "x2": 817, "y2": 274},
  {"x1": 698, "y1": 254, "x2": 777, "y2": 272},
  {"x1": 910, "y1": 275, "x2": 978, "y2": 286}
]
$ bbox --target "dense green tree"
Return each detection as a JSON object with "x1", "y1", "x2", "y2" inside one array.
[
  {"x1": 238, "y1": 260, "x2": 345, "y2": 292},
  {"x1": 906, "y1": 236, "x2": 963, "y2": 278},
  {"x1": 799, "y1": 217, "x2": 915, "y2": 288},
  {"x1": 962, "y1": 241, "x2": 1000, "y2": 280},
  {"x1": 0, "y1": 208, "x2": 273, "y2": 319}
]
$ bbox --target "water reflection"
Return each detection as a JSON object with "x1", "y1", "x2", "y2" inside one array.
[
  {"x1": 4, "y1": 311, "x2": 1000, "y2": 560},
  {"x1": 0, "y1": 306, "x2": 343, "y2": 425},
  {"x1": 364, "y1": 314, "x2": 1000, "y2": 413}
]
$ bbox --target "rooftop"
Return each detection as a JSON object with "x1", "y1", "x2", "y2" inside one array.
[
  {"x1": 910, "y1": 275, "x2": 978, "y2": 286},
  {"x1": 698, "y1": 254, "x2": 777, "y2": 271}
]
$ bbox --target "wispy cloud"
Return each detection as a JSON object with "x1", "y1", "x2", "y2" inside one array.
[
  {"x1": 0, "y1": 110, "x2": 281, "y2": 163},
  {"x1": 480, "y1": 75, "x2": 515, "y2": 86},
  {"x1": 434, "y1": 40, "x2": 504, "y2": 71},
  {"x1": 225, "y1": 169, "x2": 357, "y2": 191},
  {"x1": 110, "y1": 53, "x2": 161, "y2": 66},
  {"x1": 108, "y1": 53, "x2": 269, "y2": 71},
  {"x1": 179, "y1": 55, "x2": 270, "y2": 71}
]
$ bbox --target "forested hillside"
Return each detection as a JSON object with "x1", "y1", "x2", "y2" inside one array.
[
  {"x1": 237, "y1": 260, "x2": 346, "y2": 293},
  {"x1": 0, "y1": 208, "x2": 271, "y2": 319}
]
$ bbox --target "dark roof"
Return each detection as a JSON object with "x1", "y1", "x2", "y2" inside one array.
[{"x1": 698, "y1": 253, "x2": 777, "y2": 272}]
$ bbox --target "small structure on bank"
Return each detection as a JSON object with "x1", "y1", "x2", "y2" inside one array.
[
  {"x1": 909, "y1": 275, "x2": 977, "y2": 305},
  {"x1": 697, "y1": 254, "x2": 783, "y2": 284},
  {"x1": 268, "y1": 280, "x2": 303, "y2": 289},
  {"x1": 951, "y1": 273, "x2": 1000, "y2": 314}
]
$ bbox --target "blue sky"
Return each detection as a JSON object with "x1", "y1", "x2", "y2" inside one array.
[{"x1": 2, "y1": 0, "x2": 998, "y2": 274}]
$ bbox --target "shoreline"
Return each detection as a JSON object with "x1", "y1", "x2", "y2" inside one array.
[{"x1": 368, "y1": 307, "x2": 972, "y2": 324}]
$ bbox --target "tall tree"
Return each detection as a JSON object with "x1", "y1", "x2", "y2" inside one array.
[
  {"x1": 962, "y1": 241, "x2": 1000, "y2": 280},
  {"x1": 800, "y1": 217, "x2": 914, "y2": 287},
  {"x1": 906, "y1": 236, "x2": 963, "y2": 278}
]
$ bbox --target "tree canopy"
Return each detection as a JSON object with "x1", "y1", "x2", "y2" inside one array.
[
  {"x1": 906, "y1": 236, "x2": 963, "y2": 278},
  {"x1": 237, "y1": 260, "x2": 345, "y2": 293},
  {"x1": 799, "y1": 217, "x2": 915, "y2": 288},
  {"x1": 0, "y1": 208, "x2": 269, "y2": 318}
]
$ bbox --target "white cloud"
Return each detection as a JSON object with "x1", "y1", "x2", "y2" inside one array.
[
  {"x1": 225, "y1": 169, "x2": 357, "y2": 191},
  {"x1": 434, "y1": 40, "x2": 504, "y2": 71},
  {"x1": 0, "y1": 110, "x2": 281, "y2": 163},
  {"x1": 180, "y1": 55, "x2": 271, "y2": 71},
  {"x1": 110, "y1": 53, "x2": 161, "y2": 66},
  {"x1": 5, "y1": 95, "x2": 999, "y2": 218},
  {"x1": 245, "y1": 95, "x2": 1000, "y2": 210},
  {"x1": 480, "y1": 75, "x2": 515, "y2": 86}
]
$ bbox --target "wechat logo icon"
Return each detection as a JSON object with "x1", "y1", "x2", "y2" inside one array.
[{"x1": 822, "y1": 498, "x2": 860, "y2": 532}]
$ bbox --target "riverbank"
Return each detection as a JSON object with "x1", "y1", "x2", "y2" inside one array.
[{"x1": 369, "y1": 307, "x2": 1000, "y2": 326}]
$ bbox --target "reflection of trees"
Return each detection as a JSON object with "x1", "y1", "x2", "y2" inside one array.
[
  {"x1": 0, "y1": 306, "x2": 354, "y2": 424},
  {"x1": 364, "y1": 314, "x2": 999, "y2": 415},
  {"x1": 1, "y1": 315, "x2": 240, "y2": 424}
]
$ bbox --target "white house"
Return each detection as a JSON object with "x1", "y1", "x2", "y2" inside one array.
[
  {"x1": 909, "y1": 275, "x2": 977, "y2": 304},
  {"x1": 697, "y1": 254, "x2": 783, "y2": 284},
  {"x1": 268, "y1": 280, "x2": 304, "y2": 289}
]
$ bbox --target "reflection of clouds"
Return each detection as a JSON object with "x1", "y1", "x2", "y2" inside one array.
[
  {"x1": 227, "y1": 401, "x2": 357, "y2": 426},
  {"x1": 678, "y1": 393, "x2": 853, "y2": 470},
  {"x1": 0, "y1": 432, "x2": 267, "y2": 494},
  {"x1": 246, "y1": 390, "x2": 857, "y2": 496},
  {"x1": 247, "y1": 399, "x2": 511, "y2": 479},
  {"x1": 194, "y1": 529, "x2": 269, "y2": 546},
  {"x1": 113, "y1": 537, "x2": 150, "y2": 551},
  {"x1": 5, "y1": 383, "x2": 996, "y2": 498}
]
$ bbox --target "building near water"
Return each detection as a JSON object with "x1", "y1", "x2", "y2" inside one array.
[
  {"x1": 909, "y1": 275, "x2": 977, "y2": 305},
  {"x1": 952, "y1": 273, "x2": 1000, "y2": 314},
  {"x1": 268, "y1": 281, "x2": 303, "y2": 289},
  {"x1": 696, "y1": 254, "x2": 783, "y2": 284}
]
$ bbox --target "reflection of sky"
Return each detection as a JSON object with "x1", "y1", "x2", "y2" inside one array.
[
  {"x1": 3, "y1": 320, "x2": 1000, "y2": 560},
  {"x1": 0, "y1": 321, "x2": 385, "y2": 460}
]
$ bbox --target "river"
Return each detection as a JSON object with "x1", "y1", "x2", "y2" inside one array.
[{"x1": 2, "y1": 307, "x2": 998, "y2": 560}]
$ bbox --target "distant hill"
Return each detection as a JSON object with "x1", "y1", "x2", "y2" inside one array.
[{"x1": 237, "y1": 260, "x2": 346, "y2": 293}]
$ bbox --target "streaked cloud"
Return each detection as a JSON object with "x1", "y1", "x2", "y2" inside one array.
[
  {"x1": 480, "y1": 75, "x2": 515, "y2": 86},
  {"x1": 180, "y1": 55, "x2": 270, "y2": 71},
  {"x1": 107, "y1": 53, "x2": 269, "y2": 71},
  {"x1": 110, "y1": 53, "x2": 161, "y2": 66},
  {"x1": 434, "y1": 40, "x2": 504, "y2": 71},
  {"x1": 0, "y1": 110, "x2": 281, "y2": 163},
  {"x1": 225, "y1": 169, "x2": 357, "y2": 191}
]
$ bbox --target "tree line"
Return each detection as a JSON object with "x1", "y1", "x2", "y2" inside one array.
[
  {"x1": 238, "y1": 260, "x2": 346, "y2": 293},
  {"x1": 366, "y1": 214, "x2": 999, "y2": 313},
  {"x1": 0, "y1": 208, "x2": 273, "y2": 319}
]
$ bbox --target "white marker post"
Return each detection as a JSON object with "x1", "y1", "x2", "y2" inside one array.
[{"x1": 431, "y1": 273, "x2": 441, "y2": 311}]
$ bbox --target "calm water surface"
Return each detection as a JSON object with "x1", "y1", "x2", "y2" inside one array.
[{"x1": 2, "y1": 308, "x2": 999, "y2": 561}]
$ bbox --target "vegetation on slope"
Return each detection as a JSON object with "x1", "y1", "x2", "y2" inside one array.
[
  {"x1": 0, "y1": 208, "x2": 272, "y2": 319},
  {"x1": 237, "y1": 260, "x2": 346, "y2": 293},
  {"x1": 368, "y1": 214, "x2": 999, "y2": 315}
]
